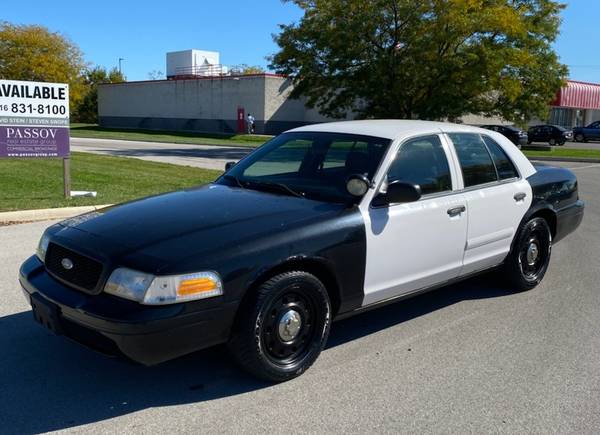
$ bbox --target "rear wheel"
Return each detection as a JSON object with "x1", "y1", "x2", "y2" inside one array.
[
  {"x1": 549, "y1": 138, "x2": 556, "y2": 146},
  {"x1": 503, "y1": 217, "x2": 552, "y2": 291},
  {"x1": 228, "y1": 271, "x2": 331, "y2": 382}
]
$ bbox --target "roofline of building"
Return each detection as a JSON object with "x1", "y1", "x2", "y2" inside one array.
[
  {"x1": 99, "y1": 73, "x2": 288, "y2": 86},
  {"x1": 567, "y1": 79, "x2": 600, "y2": 87}
]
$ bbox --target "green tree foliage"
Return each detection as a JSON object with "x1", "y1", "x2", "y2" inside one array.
[
  {"x1": 0, "y1": 21, "x2": 86, "y2": 110},
  {"x1": 148, "y1": 70, "x2": 164, "y2": 80},
  {"x1": 231, "y1": 64, "x2": 266, "y2": 75},
  {"x1": 271, "y1": 0, "x2": 568, "y2": 124},
  {"x1": 72, "y1": 66, "x2": 125, "y2": 123}
]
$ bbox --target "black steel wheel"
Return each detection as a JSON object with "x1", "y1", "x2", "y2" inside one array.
[
  {"x1": 228, "y1": 271, "x2": 331, "y2": 382},
  {"x1": 503, "y1": 217, "x2": 552, "y2": 291}
]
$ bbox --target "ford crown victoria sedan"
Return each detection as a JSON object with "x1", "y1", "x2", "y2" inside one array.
[{"x1": 20, "y1": 120, "x2": 584, "y2": 382}]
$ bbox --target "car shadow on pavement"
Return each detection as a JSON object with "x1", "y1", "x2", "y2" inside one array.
[
  {"x1": 0, "y1": 273, "x2": 512, "y2": 433},
  {"x1": 327, "y1": 273, "x2": 511, "y2": 348}
]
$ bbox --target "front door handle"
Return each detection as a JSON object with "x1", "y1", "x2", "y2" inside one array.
[
  {"x1": 447, "y1": 205, "x2": 466, "y2": 217},
  {"x1": 514, "y1": 192, "x2": 527, "y2": 201}
]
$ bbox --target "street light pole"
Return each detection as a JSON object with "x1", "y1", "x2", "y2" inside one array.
[{"x1": 118, "y1": 57, "x2": 125, "y2": 75}]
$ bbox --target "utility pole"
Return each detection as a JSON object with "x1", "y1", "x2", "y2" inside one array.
[{"x1": 118, "y1": 57, "x2": 125, "y2": 75}]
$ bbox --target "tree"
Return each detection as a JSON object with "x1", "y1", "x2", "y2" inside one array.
[
  {"x1": 148, "y1": 69, "x2": 164, "y2": 80},
  {"x1": 0, "y1": 21, "x2": 86, "y2": 110},
  {"x1": 270, "y1": 0, "x2": 568, "y2": 124},
  {"x1": 230, "y1": 64, "x2": 266, "y2": 75},
  {"x1": 72, "y1": 66, "x2": 125, "y2": 123}
]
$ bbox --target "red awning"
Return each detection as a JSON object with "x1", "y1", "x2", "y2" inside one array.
[{"x1": 553, "y1": 80, "x2": 600, "y2": 110}]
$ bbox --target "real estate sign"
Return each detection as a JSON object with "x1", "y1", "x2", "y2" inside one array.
[{"x1": 0, "y1": 80, "x2": 70, "y2": 158}]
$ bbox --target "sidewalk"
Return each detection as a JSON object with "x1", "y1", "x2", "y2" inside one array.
[{"x1": 0, "y1": 205, "x2": 112, "y2": 225}]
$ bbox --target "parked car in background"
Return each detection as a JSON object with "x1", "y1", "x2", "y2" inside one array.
[
  {"x1": 573, "y1": 121, "x2": 600, "y2": 142},
  {"x1": 527, "y1": 124, "x2": 573, "y2": 146},
  {"x1": 480, "y1": 125, "x2": 528, "y2": 147}
]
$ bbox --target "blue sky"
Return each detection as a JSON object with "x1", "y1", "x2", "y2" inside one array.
[{"x1": 4, "y1": 0, "x2": 598, "y2": 83}]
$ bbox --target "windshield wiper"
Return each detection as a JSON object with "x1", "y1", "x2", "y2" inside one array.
[
  {"x1": 223, "y1": 174, "x2": 245, "y2": 189},
  {"x1": 224, "y1": 175, "x2": 305, "y2": 199},
  {"x1": 245, "y1": 180, "x2": 306, "y2": 199}
]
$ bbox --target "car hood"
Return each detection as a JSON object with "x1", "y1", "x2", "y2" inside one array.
[{"x1": 53, "y1": 184, "x2": 347, "y2": 269}]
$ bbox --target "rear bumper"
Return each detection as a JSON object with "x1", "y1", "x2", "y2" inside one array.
[
  {"x1": 19, "y1": 255, "x2": 238, "y2": 365},
  {"x1": 554, "y1": 200, "x2": 585, "y2": 244}
]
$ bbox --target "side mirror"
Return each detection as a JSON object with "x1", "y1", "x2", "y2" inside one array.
[
  {"x1": 225, "y1": 161, "x2": 236, "y2": 171},
  {"x1": 373, "y1": 181, "x2": 421, "y2": 206}
]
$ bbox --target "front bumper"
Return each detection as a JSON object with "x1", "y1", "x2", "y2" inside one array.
[{"x1": 19, "y1": 255, "x2": 239, "y2": 365}]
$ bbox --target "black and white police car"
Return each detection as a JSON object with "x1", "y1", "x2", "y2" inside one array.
[{"x1": 20, "y1": 120, "x2": 584, "y2": 382}]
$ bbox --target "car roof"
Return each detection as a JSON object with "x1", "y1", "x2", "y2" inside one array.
[
  {"x1": 530, "y1": 124, "x2": 563, "y2": 129},
  {"x1": 287, "y1": 119, "x2": 493, "y2": 141},
  {"x1": 481, "y1": 124, "x2": 519, "y2": 131}
]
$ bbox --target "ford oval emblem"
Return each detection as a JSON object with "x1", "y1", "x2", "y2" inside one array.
[{"x1": 61, "y1": 258, "x2": 74, "y2": 270}]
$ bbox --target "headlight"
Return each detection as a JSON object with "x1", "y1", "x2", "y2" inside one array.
[
  {"x1": 104, "y1": 268, "x2": 223, "y2": 305},
  {"x1": 36, "y1": 231, "x2": 51, "y2": 262}
]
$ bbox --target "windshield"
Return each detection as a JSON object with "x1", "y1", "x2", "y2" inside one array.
[{"x1": 218, "y1": 132, "x2": 391, "y2": 203}]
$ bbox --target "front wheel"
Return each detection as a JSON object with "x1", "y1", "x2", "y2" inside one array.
[
  {"x1": 502, "y1": 217, "x2": 552, "y2": 291},
  {"x1": 549, "y1": 138, "x2": 556, "y2": 146},
  {"x1": 228, "y1": 271, "x2": 331, "y2": 382},
  {"x1": 575, "y1": 133, "x2": 585, "y2": 142}
]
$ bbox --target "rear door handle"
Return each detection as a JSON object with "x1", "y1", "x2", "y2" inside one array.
[
  {"x1": 447, "y1": 205, "x2": 466, "y2": 217},
  {"x1": 514, "y1": 192, "x2": 527, "y2": 201}
]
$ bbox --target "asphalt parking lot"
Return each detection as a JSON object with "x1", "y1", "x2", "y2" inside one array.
[
  {"x1": 1, "y1": 161, "x2": 599, "y2": 434},
  {"x1": 71, "y1": 137, "x2": 252, "y2": 170}
]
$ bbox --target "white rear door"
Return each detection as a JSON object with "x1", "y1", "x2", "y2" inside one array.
[{"x1": 446, "y1": 133, "x2": 532, "y2": 276}]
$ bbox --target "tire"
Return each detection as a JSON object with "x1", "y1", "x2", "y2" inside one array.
[
  {"x1": 549, "y1": 138, "x2": 556, "y2": 146},
  {"x1": 558, "y1": 141, "x2": 565, "y2": 146},
  {"x1": 228, "y1": 271, "x2": 331, "y2": 382},
  {"x1": 502, "y1": 217, "x2": 552, "y2": 291},
  {"x1": 575, "y1": 133, "x2": 585, "y2": 142}
]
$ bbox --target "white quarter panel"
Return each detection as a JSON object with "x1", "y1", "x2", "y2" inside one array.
[
  {"x1": 460, "y1": 178, "x2": 532, "y2": 276},
  {"x1": 361, "y1": 194, "x2": 468, "y2": 306}
]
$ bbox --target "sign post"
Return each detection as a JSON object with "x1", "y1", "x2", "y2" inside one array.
[{"x1": 0, "y1": 79, "x2": 71, "y2": 197}]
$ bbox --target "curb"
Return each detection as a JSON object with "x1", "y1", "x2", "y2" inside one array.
[
  {"x1": 0, "y1": 204, "x2": 113, "y2": 224},
  {"x1": 526, "y1": 156, "x2": 600, "y2": 164}
]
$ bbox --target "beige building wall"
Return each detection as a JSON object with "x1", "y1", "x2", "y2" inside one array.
[{"x1": 98, "y1": 76, "x2": 267, "y2": 133}]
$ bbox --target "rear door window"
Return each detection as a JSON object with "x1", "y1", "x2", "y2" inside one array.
[
  {"x1": 482, "y1": 136, "x2": 519, "y2": 180},
  {"x1": 448, "y1": 133, "x2": 498, "y2": 187}
]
